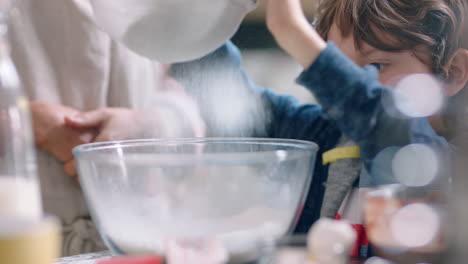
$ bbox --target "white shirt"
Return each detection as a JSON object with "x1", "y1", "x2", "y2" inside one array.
[{"x1": 8, "y1": 0, "x2": 175, "y2": 256}]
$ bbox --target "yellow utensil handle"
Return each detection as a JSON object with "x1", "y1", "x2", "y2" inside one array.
[{"x1": 323, "y1": 146, "x2": 361, "y2": 165}]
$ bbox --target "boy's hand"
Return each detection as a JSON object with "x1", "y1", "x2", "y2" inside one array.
[
  {"x1": 266, "y1": 0, "x2": 326, "y2": 68},
  {"x1": 31, "y1": 102, "x2": 96, "y2": 162},
  {"x1": 266, "y1": 0, "x2": 305, "y2": 35}
]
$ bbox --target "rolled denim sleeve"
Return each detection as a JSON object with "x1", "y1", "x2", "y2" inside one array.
[{"x1": 297, "y1": 43, "x2": 450, "y2": 165}]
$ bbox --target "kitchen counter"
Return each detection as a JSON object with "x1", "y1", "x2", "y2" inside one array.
[
  {"x1": 54, "y1": 251, "x2": 365, "y2": 264},
  {"x1": 54, "y1": 251, "x2": 113, "y2": 264}
]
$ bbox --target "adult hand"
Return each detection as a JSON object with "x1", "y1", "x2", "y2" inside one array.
[
  {"x1": 266, "y1": 0, "x2": 326, "y2": 68},
  {"x1": 63, "y1": 108, "x2": 155, "y2": 177},
  {"x1": 63, "y1": 159, "x2": 78, "y2": 178},
  {"x1": 30, "y1": 101, "x2": 96, "y2": 162},
  {"x1": 64, "y1": 95, "x2": 206, "y2": 177},
  {"x1": 65, "y1": 107, "x2": 163, "y2": 142},
  {"x1": 62, "y1": 107, "x2": 187, "y2": 177}
]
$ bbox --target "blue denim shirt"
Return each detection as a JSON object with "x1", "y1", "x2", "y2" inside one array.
[{"x1": 171, "y1": 42, "x2": 451, "y2": 234}]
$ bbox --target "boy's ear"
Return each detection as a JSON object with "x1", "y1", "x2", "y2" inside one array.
[{"x1": 445, "y1": 48, "x2": 468, "y2": 96}]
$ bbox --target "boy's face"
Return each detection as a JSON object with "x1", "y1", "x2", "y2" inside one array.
[{"x1": 327, "y1": 23, "x2": 432, "y2": 86}]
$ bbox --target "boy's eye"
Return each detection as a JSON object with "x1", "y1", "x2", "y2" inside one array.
[{"x1": 369, "y1": 63, "x2": 386, "y2": 71}]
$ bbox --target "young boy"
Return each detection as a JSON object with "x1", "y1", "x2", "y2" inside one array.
[
  {"x1": 268, "y1": 0, "x2": 467, "y2": 217},
  {"x1": 272, "y1": 0, "x2": 467, "y2": 256},
  {"x1": 169, "y1": 0, "x2": 467, "y2": 256}
]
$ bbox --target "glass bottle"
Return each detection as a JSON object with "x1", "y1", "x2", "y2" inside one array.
[{"x1": 0, "y1": 10, "x2": 42, "y2": 221}]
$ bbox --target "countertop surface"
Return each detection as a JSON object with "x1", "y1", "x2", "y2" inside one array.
[
  {"x1": 54, "y1": 251, "x2": 366, "y2": 264},
  {"x1": 54, "y1": 252, "x2": 112, "y2": 264}
]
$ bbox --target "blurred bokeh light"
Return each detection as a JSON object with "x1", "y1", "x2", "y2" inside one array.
[
  {"x1": 393, "y1": 74, "x2": 443, "y2": 118},
  {"x1": 390, "y1": 203, "x2": 440, "y2": 248},
  {"x1": 392, "y1": 144, "x2": 439, "y2": 187}
]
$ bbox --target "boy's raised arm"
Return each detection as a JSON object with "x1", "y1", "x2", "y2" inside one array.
[
  {"x1": 265, "y1": 0, "x2": 450, "y2": 162},
  {"x1": 266, "y1": 0, "x2": 326, "y2": 68}
]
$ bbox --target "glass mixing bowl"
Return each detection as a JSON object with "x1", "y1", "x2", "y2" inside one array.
[{"x1": 73, "y1": 138, "x2": 318, "y2": 263}]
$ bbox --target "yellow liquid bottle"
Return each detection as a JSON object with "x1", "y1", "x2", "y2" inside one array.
[{"x1": 0, "y1": 217, "x2": 61, "y2": 264}]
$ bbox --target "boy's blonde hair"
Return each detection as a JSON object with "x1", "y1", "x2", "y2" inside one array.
[{"x1": 316, "y1": 0, "x2": 467, "y2": 78}]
